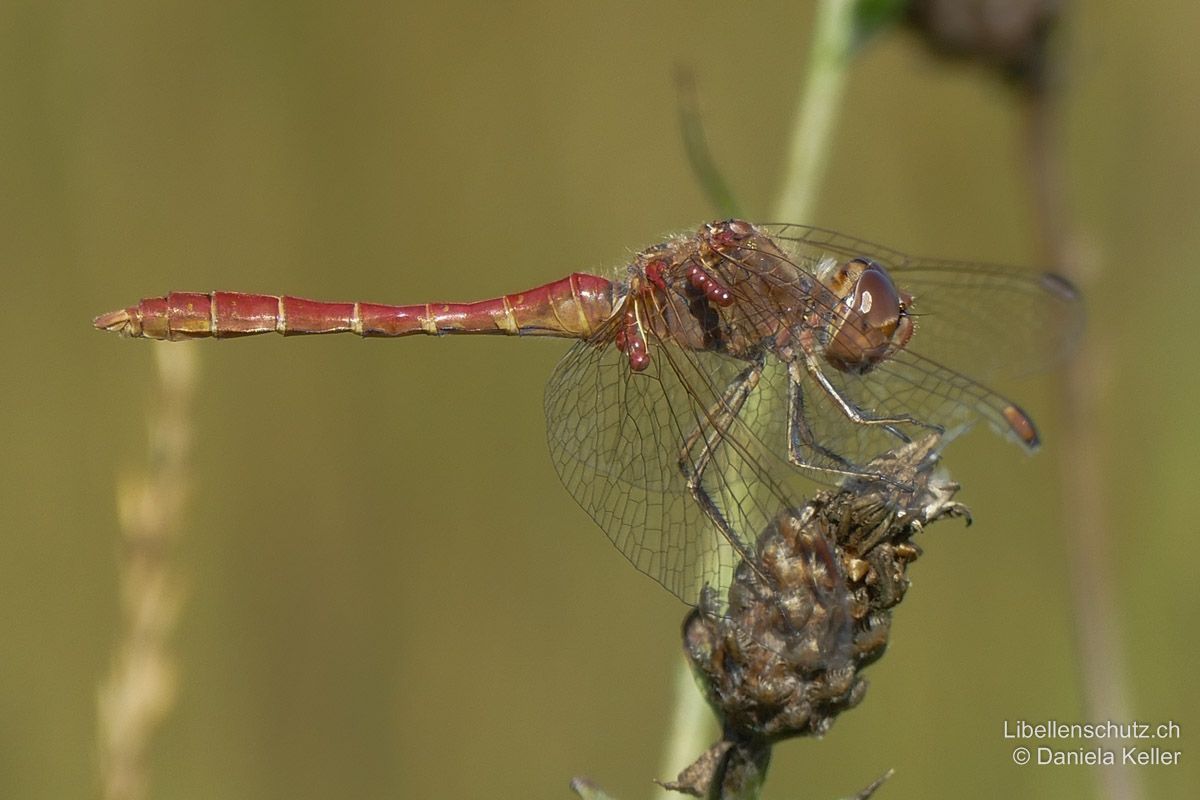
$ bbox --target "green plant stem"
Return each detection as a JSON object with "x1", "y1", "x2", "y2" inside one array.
[
  {"x1": 655, "y1": 2, "x2": 857, "y2": 797},
  {"x1": 774, "y1": 0, "x2": 857, "y2": 223},
  {"x1": 655, "y1": 660, "x2": 713, "y2": 799}
]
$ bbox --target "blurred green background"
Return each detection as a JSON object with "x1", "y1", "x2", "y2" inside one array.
[{"x1": 2, "y1": 1, "x2": 1196, "y2": 798}]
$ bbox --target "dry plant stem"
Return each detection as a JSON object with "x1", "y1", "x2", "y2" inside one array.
[
  {"x1": 97, "y1": 344, "x2": 197, "y2": 800},
  {"x1": 1022, "y1": 89, "x2": 1142, "y2": 800},
  {"x1": 656, "y1": 2, "x2": 857, "y2": 795}
]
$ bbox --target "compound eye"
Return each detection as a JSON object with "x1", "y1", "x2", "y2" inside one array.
[
  {"x1": 851, "y1": 262, "x2": 903, "y2": 334},
  {"x1": 823, "y1": 259, "x2": 912, "y2": 373}
]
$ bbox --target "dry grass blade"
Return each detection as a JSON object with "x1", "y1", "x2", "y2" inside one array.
[{"x1": 96, "y1": 345, "x2": 197, "y2": 800}]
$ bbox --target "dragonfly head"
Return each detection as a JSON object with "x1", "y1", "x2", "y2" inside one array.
[{"x1": 824, "y1": 258, "x2": 915, "y2": 374}]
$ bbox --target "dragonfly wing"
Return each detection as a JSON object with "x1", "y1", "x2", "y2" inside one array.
[
  {"x1": 789, "y1": 347, "x2": 1040, "y2": 482},
  {"x1": 893, "y1": 259, "x2": 1083, "y2": 381},
  {"x1": 764, "y1": 225, "x2": 1084, "y2": 382},
  {"x1": 545, "y1": 330, "x2": 799, "y2": 606},
  {"x1": 764, "y1": 224, "x2": 912, "y2": 266}
]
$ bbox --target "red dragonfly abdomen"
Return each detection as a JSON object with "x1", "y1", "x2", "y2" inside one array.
[{"x1": 93, "y1": 273, "x2": 617, "y2": 341}]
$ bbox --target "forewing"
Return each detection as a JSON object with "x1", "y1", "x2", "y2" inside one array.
[
  {"x1": 765, "y1": 225, "x2": 1084, "y2": 381},
  {"x1": 892, "y1": 259, "x2": 1083, "y2": 380},
  {"x1": 764, "y1": 224, "x2": 911, "y2": 265}
]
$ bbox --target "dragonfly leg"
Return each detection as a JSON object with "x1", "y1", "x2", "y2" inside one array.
[
  {"x1": 786, "y1": 375, "x2": 858, "y2": 473},
  {"x1": 676, "y1": 357, "x2": 765, "y2": 565},
  {"x1": 800, "y1": 357, "x2": 942, "y2": 434},
  {"x1": 784, "y1": 359, "x2": 936, "y2": 486}
]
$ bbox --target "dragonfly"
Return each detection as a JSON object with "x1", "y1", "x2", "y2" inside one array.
[{"x1": 95, "y1": 219, "x2": 1082, "y2": 608}]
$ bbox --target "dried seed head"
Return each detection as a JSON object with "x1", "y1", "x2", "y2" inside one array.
[{"x1": 673, "y1": 435, "x2": 970, "y2": 796}]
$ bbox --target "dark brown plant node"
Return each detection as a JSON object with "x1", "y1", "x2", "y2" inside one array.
[
  {"x1": 906, "y1": 0, "x2": 1062, "y2": 90},
  {"x1": 665, "y1": 435, "x2": 969, "y2": 798}
]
